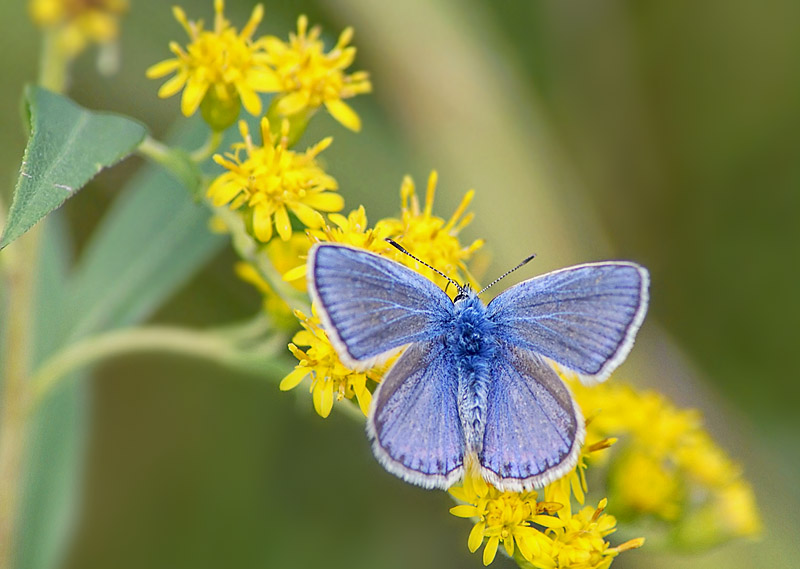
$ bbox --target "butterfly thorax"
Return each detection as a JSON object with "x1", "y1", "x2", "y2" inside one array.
[{"x1": 448, "y1": 293, "x2": 495, "y2": 454}]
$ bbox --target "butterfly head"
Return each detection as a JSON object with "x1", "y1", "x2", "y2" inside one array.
[{"x1": 453, "y1": 284, "x2": 477, "y2": 304}]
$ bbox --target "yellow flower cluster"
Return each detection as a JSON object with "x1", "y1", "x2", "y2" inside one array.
[
  {"x1": 568, "y1": 378, "x2": 762, "y2": 547},
  {"x1": 375, "y1": 172, "x2": 484, "y2": 292},
  {"x1": 280, "y1": 308, "x2": 381, "y2": 417},
  {"x1": 29, "y1": 0, "x2": 127, "y2": 57},
  {"x1": 263, "y1": 15, "x2": 372, "y2": 132},
  {"x1": 449, "y1": 472, "x2": 643, "y2": 567},
  {"x1": 147, "y1": 1, "x2": 370, "y2": 131},
  {"x1": 207, "y1": 118, "x2": 343, "y2": 242},
  {"x1": 146, "y1": 0, "x2": 274, "y2": 129}
]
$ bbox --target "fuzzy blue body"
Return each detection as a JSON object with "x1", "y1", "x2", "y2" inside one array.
[
  {"x1": 447, "y1": 293, "x2": 495, "y2": 455},
  {"x1": 309, "y1": 243, "x2": 649, "y2": 491}
]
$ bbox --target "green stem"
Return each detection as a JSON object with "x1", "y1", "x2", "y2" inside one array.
[
  {"x1": 38, "y1": 30, "x2": 69, "y2": 92},
  {"x1": 137, "y1": 135, "x2": 174, "y2": 168},
  {"x1": 0, "y1": 225, "x2": 42, "y2": 569},
  {"x1": 0, "y1": 21, "x2": 73, "y2": 568},
  {"x1": 140, "y1": 130, "x2": 311, "y2": 319},
  {"x1": 213, "y1": 206, "x2": 311, "y2": 315},
  {"x1": 189, "y1": 130, "x2": 223, "y2": 163},
  {"x1": 28, "y1": 323, "x2": 288, "y2": 413}
]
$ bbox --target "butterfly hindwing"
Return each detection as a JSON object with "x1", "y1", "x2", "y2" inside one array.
[
  {"x1": 480, "y1": 344, "x2": 584, "y2": 491},
  {"x1": 488, "y1": 262, "x2": 649, "y2": 382},
  {"x1": 309, "y1": 244, "x2": 454, "y2": 369},
  {"x1": 367, "y1": 340, "x2": 464, "y2": 489}
]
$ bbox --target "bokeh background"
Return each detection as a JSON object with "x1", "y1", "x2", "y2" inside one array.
[{"x1": 1, "y1": 0, "x2": 798, "y2": 567}]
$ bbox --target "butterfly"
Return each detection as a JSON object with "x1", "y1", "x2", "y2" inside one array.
[{"x1": 307, "y1": 241, "x2": 649, "y2": 491}]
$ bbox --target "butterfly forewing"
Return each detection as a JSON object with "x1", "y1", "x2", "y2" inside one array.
[
  {"x1": 309, "y1": 244, "x2": 454, "y2": 369},
  {"x1": 367, "y1": 341, "x2": 465, "y2": 489},
  {"x1": 480, "y1": 345, "x2": 584, "y2": 491},
  {"x1": 488, "y1": 262, "x2": 648, "y2": 382}
]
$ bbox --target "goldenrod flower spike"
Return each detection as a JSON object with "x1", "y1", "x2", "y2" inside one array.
[
  {"x1": 208, "y1": 117, "x2": 343, "y2": 243},
  {"x1": 261, "y1": 15, "x2": 372, "y2": 131},
  {"x1": 146, "y1": 1, "x2": 280, "y2": 130},
  {"x1": 565, "y1": 374, "x2": 762, "y2": 546}
]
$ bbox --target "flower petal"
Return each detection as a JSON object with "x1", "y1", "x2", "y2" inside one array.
[
  {"x1": 280, "y1": 367, "x2": 308, "y2": 391},
  {"x1": 468, "y1": 521, "x2": 486, "y2": 553},
  {"x1": 450, "y1": 505, "x2": 479, "y2": 518},
  {"x1": 207, "y1": 179, "x2": 243, "y2": 207},
  {"x1": 277, "y1": 91, "x2": 311, "y2": 116},
  {"x1": 289, "y1": 202, "x2": 326, "y2": 228},
  {"x1": 237, "y1": 83, "x2": 263, "y2": 116},
  {"x1": 146, "y1": 58, "x2": 181, "y2": 78},
  {"x1": 252, "y1": 205, "x2": 274, "y2": 242},
  {"x1": 157, "y1": 72, "x2": 188, "y2": 98},
  {"x1": 482, "y1": 536, "x2": 499, "y2": 566},
  {"x1": 302, "y1": 191, "x2": 344, "y2": 212},
  {"x1": 274, "y1": 205, "x2": 292, "y2": 241},
  {"x1": 324, "y1": 99, "x2": 361, "y2": 131},
  {"x1": 283, "y1": 264, "x2": 307, "y2": 282},
  {"x1": 314, "y1": 379, "x2": 335, "y2": 418},
  {"x1": 247, "y1": 68, "x2": 283, "y2": 92},
  {"x1": 502, "y1": 536, "x2": 514, "y2": 558},
  {"x1": 181, "y1": 77, "x2": 208, "y2": 116}
]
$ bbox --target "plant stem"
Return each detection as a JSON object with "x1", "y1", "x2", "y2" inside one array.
[
  {"x1": 213, "y1": 206, "x2": 311, "y2": 315},
  {"x1": 137, "y1": 135, "x2": 173, "y2": 167},
  {"x1": 189, "y1": 130, "x2": 223, "y2": 163},
  {"x1": 28, "y1": 324, "x2": 288, "y2": 412},
  {"x1": 0, "y1": 21, "x2": 74, "y2": 567},
  {"x1": 0, "y1": 225, "x2": 42, "y2": 569},
  {"x1": 38, "y1": 31, "x2": 69, "y2": 93}
]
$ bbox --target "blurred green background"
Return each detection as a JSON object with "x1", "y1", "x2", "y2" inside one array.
[{"x1": 1, "y1": 0, "x2": 798, "y2": 567}]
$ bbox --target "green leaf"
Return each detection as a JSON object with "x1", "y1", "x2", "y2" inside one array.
[
  {"x1": 0, "y1": 86, "x2": 147, "y2": 250},
  {"x1": 16, "y1": 214, "x2": 89, "y2": 569},
  {"x1": 66, "y1": 119, "x2": 226, "y2": 338},
  {"x1": 15, "y1": 119, "x2": 225, "y2": 569}
]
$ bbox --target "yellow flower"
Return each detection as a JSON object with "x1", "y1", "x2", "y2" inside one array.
[
  {"x1": 544, "y1": 435, "x2": 617, "y2": 520},
  {"x1": 234, "y1": 235, "x2": 309, "y2": 328},
  {"x1": 146, "y1": 0, "x2": 280, "y2": 129},
  {"x1": 235, "y1": 265, "x2": 289, "y2": 331},
  {"x1": 280, "y1": 308, "x2": 382, "y2": 417},
  {"x1": 449, "y1": 473, "x2": 641, "y2": 568},
  {"x1": 540, "y1": 500, "x2": 644, "y2": 569},
  {"x1": 282, "y1": 206, "x2": 392, "y2": 282},
  {"x1": 449, "y1": 473, "x2": 563, "y2": 566},
  {"x1": 262, "y1": 15, "x2": 372, "y2": 131},
  {"x1": 208, "y1": 118, "x2": 343, "y2": 242},
  {"x1": 609, "y1": 451, "x2": 683, "y2": 521},
  {"x1": 30, "y1": 0, "x2": 127, "y2": 57},
  {"x1": 375, "y1": 171, "x2": 484, "y2": 293},
  {"x1": 282, "y1": 174, "x2": 483, "y2": 291},
  {"x1": 565, "y1": 375, "x2": 762, "y2": 546}
]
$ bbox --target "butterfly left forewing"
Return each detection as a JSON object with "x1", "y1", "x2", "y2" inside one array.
[
  {"x1": 479, "y1": 344, "x2": 584, "y2": 491},
  {"x1": 309, "y1": 243, "x2": 454, "y2": 370},
  {"x1": 367, "y1": 340, "x2": 465, "y2": 490}
]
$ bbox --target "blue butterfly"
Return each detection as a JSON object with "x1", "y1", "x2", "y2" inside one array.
[{"x1": 308, "y1": 241, "x2": 649, "y2": 491}]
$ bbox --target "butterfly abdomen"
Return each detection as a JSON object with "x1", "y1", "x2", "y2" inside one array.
[{"x1": 447, "y1": 295, "x2": 495, "y2": 455}]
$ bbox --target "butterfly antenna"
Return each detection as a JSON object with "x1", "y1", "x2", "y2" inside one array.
[
  {"x1": 476, "y1": 253, "x2": 536, "y2": 296},
  {"x1": 385, "y1": 238, "x2": 464, "y2": 293}
]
